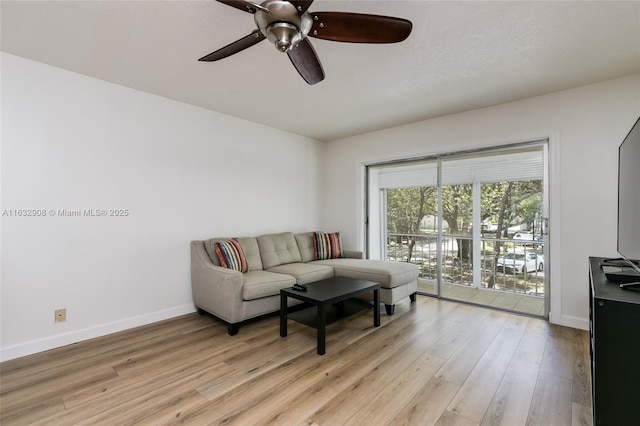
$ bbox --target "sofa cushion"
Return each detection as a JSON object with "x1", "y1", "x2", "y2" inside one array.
[
  {"x1": 214, "y1": 239, "x2": 248, "y2": 272},
  {"x1": 314, "y1": 231, "x2": 344, "y2": 260},
  {"x1": 257, "y1": 232, "x2": 302, "y2": 269},
  {"x1": 242, "y1": 270, "x2": 296, "y2": 301},
  {"x1": 267, "y1": 263, "x2": 334, "y2": 285},
  {"x1": 237, "y1": 237, "x2": 263, "y2": 271},
  {"x1": 312, "y1": 258, "x2": 419, "y2": 289},
  {"x1": 294, "y1": 232, "x2": 316, "y2": 263},
  {"x1": 203, "y1": 237, "x2": 263, "y2": 271}
]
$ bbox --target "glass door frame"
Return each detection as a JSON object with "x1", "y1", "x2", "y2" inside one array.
[{"x1": 364, "y1": 140, "x2": 550, "y2": 319}]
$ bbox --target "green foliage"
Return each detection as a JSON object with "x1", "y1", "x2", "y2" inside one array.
[
  {"x1": 387, "y1": 180, "x2": 542, "y2": 238},
  {"x1": 386, "y1": 187, "x2": 436, "y2": 234},
  {"x1": 442, "y1": 185, "x2": 472, "y2": 234}
]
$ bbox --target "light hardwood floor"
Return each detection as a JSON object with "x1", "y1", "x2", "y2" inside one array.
[{"x1": 0, "y1": 296, "x2": 592, "y2": 426}]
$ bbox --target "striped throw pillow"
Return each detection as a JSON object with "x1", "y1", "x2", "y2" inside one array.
[
  {"x1": 314, "y1": 232, "x2": 343, "y2": 260},
  {"x1": 214, "y1": 239, "x2": 248, "y2": 272}
]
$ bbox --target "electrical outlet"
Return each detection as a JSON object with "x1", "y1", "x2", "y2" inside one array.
[{"x1": 55, "y1": 308, "x2": 66, "y2": 323}]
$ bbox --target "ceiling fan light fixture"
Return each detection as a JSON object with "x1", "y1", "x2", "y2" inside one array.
[
  {"x1": 204, "y1": 0, "x2": 413, "y2": 84},
  {"x1": 266, "y1": 22, "x2": 301, "y2": 52}
]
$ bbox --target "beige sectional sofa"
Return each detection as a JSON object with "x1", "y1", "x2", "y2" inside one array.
[{"x1": 191, "y1": 232, "x2": 418, "y2": 335}]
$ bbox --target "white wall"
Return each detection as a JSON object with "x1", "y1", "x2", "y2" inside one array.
[
  {"x1": 321, "y1": 74, "x2": 640, "y2": 330},
  {"x1": 0, "y1": 53, "x2": 323, "y2": 361}
]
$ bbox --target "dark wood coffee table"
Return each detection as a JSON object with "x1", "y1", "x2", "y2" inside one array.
[{"x1": 280, "y1": 276, "x2": 380, "y2": 355}]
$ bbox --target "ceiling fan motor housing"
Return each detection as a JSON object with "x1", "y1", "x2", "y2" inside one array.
[{"x1": 254, "y1": 0, "x2": 312, "y2": 52}]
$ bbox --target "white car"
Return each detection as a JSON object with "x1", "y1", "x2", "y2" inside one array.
[
  {"x1": 496, "y1": 252, "x2": 544, "y2": 274},
  {"x1": 513, "y1": 232, "x2": 536, "y2": 241},
  {"x1": 513, "y1": 232, "x2": 542, "y2": 247}
]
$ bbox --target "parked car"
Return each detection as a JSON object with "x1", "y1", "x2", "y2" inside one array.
[
  {"x1": 513, "y1": 232, "x2": 542, "y2": 247},
  {"x1": 496, "y1": 252, "x2": 544, "y2": 274},
  {"x1": 513, "y1": 232, "x2": 540, "y2": 241}
]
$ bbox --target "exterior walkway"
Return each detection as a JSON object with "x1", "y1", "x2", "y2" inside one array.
[{"x1": 418, "y1": 279, "x2": 545, "y2": 316}]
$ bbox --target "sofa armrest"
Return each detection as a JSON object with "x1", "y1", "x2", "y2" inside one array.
[
  {"x1": 343, "y1": 249, "x2": 364, "y2": 259},
  {"x1": 191, "y1": 241, "x2": 245, "y2": 324}
]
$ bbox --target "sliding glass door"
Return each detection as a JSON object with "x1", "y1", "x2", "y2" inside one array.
[{"x1": 367, "y1": 143, "x2": 548, "y2": 317}]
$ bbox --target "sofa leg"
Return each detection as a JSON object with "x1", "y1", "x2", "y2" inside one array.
[
  {"x1": 196, "y1": 307, "x2": 206, "y2": 316},
  {"x1": 410, "y1": 292, "x2": 417, "y2": 302},
  {"x1": 385, "y1": 304, "x2": 395, "y2": 316},
  {"x1": 228, "y1": 323, "x2": 239, "y2": 336}
]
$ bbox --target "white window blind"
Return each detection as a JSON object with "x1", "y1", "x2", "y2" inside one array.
[
  {"x1": 376, "y1": 149, "x2": 543, "y2": 189},
  {"x1": 377, "y1": 161, "x2": 438, "y2": 189}
]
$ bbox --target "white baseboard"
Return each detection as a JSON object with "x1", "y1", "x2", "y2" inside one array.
[
  {"x1": 557, "y1": 313, "x2": 589, "y2": 331},
  {"x1": 0, "y1": 304, "x2": 196, "y2": 362}
]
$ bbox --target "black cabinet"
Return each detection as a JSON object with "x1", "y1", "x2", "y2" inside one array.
[{"x1": 589, "y1": 257, "x2": 640, "y2": 425}]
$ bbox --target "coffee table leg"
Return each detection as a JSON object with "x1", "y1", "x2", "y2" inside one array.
[
  {"x1": 317, "y1": 303, "x2": 326, "y2": 355},
  {"x1": 280, "y1": 292, "x2": 288, "y2": 337},
  {"x1": 373, "y1": 288, "x2": 380, "y2": 327}
]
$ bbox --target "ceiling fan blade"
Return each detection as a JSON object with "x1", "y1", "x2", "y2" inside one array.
[
  {"x1": 309, "y1": 12, "x2": 412, "y2": 43},
  {"x1": 198, "y1": 30, "x2": 266, "y2": 61},
  {"x1": 288, "y1": 1, "x2": 314, "y2": 14},
  {"x1": 287, "y1": 38, "x2": 325, "y2": 85},
  {"x1": 216, "y1": 0, "x2": 264, "y2": 14}
]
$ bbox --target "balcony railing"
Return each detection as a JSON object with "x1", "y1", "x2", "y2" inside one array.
[{"x1": 386, "y1": 232, "x2": 545, "y2": 297}]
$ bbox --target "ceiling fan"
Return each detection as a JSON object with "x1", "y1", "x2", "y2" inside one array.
[{"x1": 199, "y1": 0, "x2": 412, "y2": 85}]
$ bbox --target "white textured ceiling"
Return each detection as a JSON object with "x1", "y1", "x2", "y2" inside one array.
[{"x1": 2, "y1": 1, "x2": 640, "y2": 141}]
